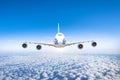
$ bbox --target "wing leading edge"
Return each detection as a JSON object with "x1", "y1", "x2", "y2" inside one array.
[{"x1": 24, "y1": 40, "x2": 95, "y2": 47}]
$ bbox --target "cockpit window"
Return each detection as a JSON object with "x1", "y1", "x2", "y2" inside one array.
[{"x1": 58, "y1": 34, "x2": 62, "y2": 36}]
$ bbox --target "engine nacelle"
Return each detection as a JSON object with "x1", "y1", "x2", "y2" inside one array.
[
  {"x1": 92, "y1": 42, "x2": 97, "y2": 47},
  {"x1": 36, "y1": 45, "x2": 42, "y2": 50},
  {"x1": 22, "y1": 43, "x2": 27, "y2": 48},
  {"x1": 78, "y1": 44, "x2": 83, "y2": 49}
]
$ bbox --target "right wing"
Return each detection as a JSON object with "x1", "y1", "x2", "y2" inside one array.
[{"x1": 28, "y1": 42, "x2": 56, "y2": 47}]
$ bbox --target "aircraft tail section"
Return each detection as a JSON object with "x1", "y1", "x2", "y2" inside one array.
[{"x1": 58, "y1": 23, "x2": 60, "y2": 33}]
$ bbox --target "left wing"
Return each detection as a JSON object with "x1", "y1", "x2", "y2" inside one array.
[
  {"x1": 64, "y1": 40, "x2": 94, "y2": 46},
  {"x1": 64, "y1": 40, "x2": 97, "y2": 49}
]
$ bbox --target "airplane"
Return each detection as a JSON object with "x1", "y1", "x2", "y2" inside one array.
[{"x1": 22, "y1": 23, "x2": 97, "y2": 50}]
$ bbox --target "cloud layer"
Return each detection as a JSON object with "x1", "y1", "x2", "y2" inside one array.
[{"x1": 0, "y1": 54, "x2": 120, "y2": 80}]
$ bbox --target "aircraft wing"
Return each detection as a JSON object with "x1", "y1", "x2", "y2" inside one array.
[
  {"x1": 28, "y1": 42, "x2": 56, "y2": 47},
  {"x1": 22, "y1": 40, "x2": 96, "y2": 49},
  {"x1": 27, "y1": 40, "x2": 94, "y2": 47},
  {"x1": 64, "y1": 40, "x2": 94, "y2": 46}
]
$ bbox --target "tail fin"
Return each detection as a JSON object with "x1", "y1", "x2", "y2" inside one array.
[{"x1": 58, "y1": 23, "x2": 60, "y2": 33}]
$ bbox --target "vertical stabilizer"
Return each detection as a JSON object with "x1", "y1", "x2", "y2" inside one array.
[{"x1": 58, "y1": 23, "x2": 60, "y2": 33}]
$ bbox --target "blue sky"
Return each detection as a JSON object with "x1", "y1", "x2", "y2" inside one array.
[
  {"x1": 0, "y1": 0, "x2": 120, "y2": 54},
  {"x1": 0, "y1": 0, "x2": 120, "y2": 37}
]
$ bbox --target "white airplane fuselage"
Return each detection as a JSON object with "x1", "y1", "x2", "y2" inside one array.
[
  {"x1": 54, "y1": 32, "x2": 66, "y2": 47},
  {"x1": 53, "y1": 23, "x2": 66, "y2": 47}
]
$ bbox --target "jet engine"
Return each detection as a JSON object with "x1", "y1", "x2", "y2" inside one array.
[
  {"x1": 36, "y1": 45, "x2": 42, "y2": 50},
  {"x1": 22, "y1": 43, "x2": 27, "y2": 48},
  {"x1": 92, "y1": 42, "x2": 97, "y2": 47},
  {"x1": 78, "y1": 44, "x2": 83, "y2": 49}
]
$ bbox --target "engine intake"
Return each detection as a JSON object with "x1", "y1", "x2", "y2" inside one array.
[
  {"x1": 92, "y1": 42, "x2": 97, "y2": 47},
  {"x1": 22, "y1": 43, "x2": 27, "y2": 48},
  {"x1": 78, "y1": 44, "x2": 83, "y2": 49},
  {"x1": 36, "y1": 45, "x2": 42, "y2": 50}
]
